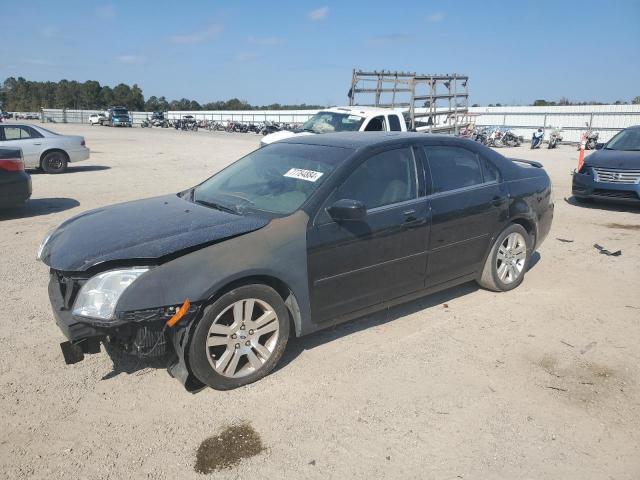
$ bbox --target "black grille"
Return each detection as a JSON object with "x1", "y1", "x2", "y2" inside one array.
[{"x1": 593, "y1": 189, "x2": 639, "y2": 200}]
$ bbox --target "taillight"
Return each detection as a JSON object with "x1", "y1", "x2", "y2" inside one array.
[{"x1": 0, "y1": 158, "x2": 24, "y2": 171}]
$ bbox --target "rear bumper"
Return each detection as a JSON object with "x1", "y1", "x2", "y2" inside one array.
[
  {"x1": 0, "y1": 171, "x2": 32, "y2": 207},
  {"x1": 536, "y1": 201, "x2": 554, "y2": 248},
  {"x1": 68, "y1": 147, "x2": 90, "y2": 163},
  {"x1": 572, "y1": 170, "x2": 640, "y2": 203}
]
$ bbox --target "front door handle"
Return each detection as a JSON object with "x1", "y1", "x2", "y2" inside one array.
[{"x1": 33, "y1": 143, "x2": 42, "y2": 145}]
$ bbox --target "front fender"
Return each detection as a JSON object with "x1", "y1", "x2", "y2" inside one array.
[{"x1": 116, "y1": 211, "x2": 311, "y2": 333}]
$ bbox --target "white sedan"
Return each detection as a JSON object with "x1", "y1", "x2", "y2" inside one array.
[
  {"x1": 0, "y1": 124, "x2": 90, "y2": 173},
  {"x1": 88, "y1": 113, "x2": 105, "y2": 125}
]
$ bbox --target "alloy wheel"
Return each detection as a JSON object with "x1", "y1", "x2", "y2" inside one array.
[
  {"x1": 496, "y1": 232, "x2": 527, "y2": 284},
  {"x1": 205, "y1": 298, "x2": 280, "y2": 378}
]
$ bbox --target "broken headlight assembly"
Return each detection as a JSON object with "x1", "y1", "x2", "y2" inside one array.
[{"x1": 72, "y1": 267, "x2": 150, "y2": 320}]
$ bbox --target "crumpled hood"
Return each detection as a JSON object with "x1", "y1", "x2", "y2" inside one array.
[
  {"x1": 261, "y1": 130, "x2": 314, "y2": 145},
  {"x1": 584, "y1": 149, "x2": 640, "y2": 169},
  {"x1": 41, "y1": 194, "x2": 269, "y2": 272}
]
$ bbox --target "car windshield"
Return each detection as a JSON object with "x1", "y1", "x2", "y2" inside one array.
[
  {"x1": 605, "y1": 129, "x2": 640, "y2": 151},
  {"x1": 112, "y1": 109, "x2": 128, "y2": 115},
  {"x1": 193, "y1": 143, "x2": 352, "y2": 215},
  {"x1": 300, "y1": 111, "x2": 365, "y2": 134}
]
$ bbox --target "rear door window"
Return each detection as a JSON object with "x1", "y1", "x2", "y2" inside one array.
[
  {"x1": 480, "y1": 155, "x2": 500, "y2": 183},
  {"x1": 423, "y1": 146, "x2": 484, "y2": 193},
  {"x1": 388, "y1": 115, "x2": 402, "y2": 131},
  {"x1": 364, "y1": 116, "x2": 385, "y2": 131}
]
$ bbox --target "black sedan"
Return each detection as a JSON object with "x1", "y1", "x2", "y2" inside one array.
[
  {"x1": 39, "y1": 133, "x2": 554, "y2": 391},
  {"x1": 573, "y1": 125, "x2": 640, "y2": 204},
  {"x1": 0, "y1": 147, "x2": 31, "y2": 208}
]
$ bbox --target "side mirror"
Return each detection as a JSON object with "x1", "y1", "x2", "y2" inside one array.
[
  {"x1": 595, "y1": 143, "x2": 605, "y2": 150},
  {"x1": 327, "y1": 199, "x2": 366, "y2": 222}
]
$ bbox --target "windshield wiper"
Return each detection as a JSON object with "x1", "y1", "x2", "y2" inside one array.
[{"x1": 194, "y1": 199, "x2": 238, "y2": 214}]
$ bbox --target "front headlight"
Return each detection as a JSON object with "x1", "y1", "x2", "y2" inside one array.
[
  {"x1": 36, "y1": 228, "x2": 56, "y2": 261},
  {"x1": 73, "y1": 267, "x2": 149, "y2": 320}
]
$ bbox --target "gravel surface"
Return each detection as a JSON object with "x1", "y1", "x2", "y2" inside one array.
[{"x1": 1, "y1": 122, "x2": 639, "y2": 479}]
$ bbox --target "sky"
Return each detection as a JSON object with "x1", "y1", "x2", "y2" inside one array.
[{"x1": 1, "y1": 0, "x2": 639, "y2": 107}]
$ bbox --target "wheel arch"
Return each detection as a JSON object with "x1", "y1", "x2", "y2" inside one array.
[
  {"x1": 509, "y1": 216, "x2": 537, "y2": 249},
  {"x1": 204, "y1": 274, "x2": 303, "y2": 338}
]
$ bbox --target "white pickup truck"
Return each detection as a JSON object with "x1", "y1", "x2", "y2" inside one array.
[{"x1": 259, "y1": 106, "x2": 407, "y2": 147}]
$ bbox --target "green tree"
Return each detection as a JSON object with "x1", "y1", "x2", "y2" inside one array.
[
  {"x1": 112, "y1": 83, "x2": 132, "y2": 107},
  {"x1": 99, "y1": 86, "x2": 113, "y2": 108},
  {"x1": 145, "y1": 95, "x2": 159, "y2": 111},
  {"x1": 128, "y1": 84, "x2": 144, "y2": 110},
  {"x1": 81, "y1": 80, "x2": 102, "y2": 109},
  {"x1": 632, "y1": 96, "x2": 640, "y2": 105}
]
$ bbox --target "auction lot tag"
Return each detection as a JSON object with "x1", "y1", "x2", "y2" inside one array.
[{"x1": 284, "y1": 168, "x2": 324, "y2": 182}]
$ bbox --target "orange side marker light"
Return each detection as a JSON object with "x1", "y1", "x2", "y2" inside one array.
[{"x1": 167, "y1": 299, "x2": 191, "y2": 328}]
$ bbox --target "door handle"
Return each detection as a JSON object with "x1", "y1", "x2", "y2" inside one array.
[
  {"x1": 402, "y1": 209, "x2": 416, "y2": 216},
  {"x1": 33, "y1": 143, "x2": 42, "y2": 145}
]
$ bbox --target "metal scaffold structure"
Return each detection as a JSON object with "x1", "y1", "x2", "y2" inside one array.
[{"x1": 348, "y1": 69, "x2": 470, "y2": 134}]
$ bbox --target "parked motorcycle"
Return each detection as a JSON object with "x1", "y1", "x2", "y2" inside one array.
[
  {"x1": 502, "y1": 130, "x2": 522, "y2": 147},
  {"x1": 531, "y1": 129, "x2": 544, "y2": 149},
  {"x1": 577, "y1": 123, "x2": 599, "y2": 150},
  {"x1": 547, "y1": 126, "x2": 563, "y2": 149},
  {"x1": 487, "y1": 127, "x2": 505, "y2": 148}
]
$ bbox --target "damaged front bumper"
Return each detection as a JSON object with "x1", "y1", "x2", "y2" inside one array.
[{"x1": 48, "y1": 270, "x2": 204, "y2": 391}]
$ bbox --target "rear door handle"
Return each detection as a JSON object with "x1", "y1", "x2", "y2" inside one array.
[{"x1": 401, "y1": 209, "x2": 422, "y2": 228}]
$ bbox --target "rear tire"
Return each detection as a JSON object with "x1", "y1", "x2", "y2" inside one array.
[
  {"x1": 41, "y1": 151, "x2": 68, "y2": 174},
  {"x1": 188, "y1": 284, "x2": 290, "y2": 390},
  {"x1": 477, "y1": 224, "x2": 531, "y2": 292}
]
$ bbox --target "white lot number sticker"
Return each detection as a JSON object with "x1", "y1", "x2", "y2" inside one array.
[{"x1": 284, "y1": 168, "x2": 324, "y2": 182}]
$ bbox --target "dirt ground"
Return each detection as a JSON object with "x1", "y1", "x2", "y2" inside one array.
[{"x1": 0, "y1": 122, "x2": 638, "y2": 479}]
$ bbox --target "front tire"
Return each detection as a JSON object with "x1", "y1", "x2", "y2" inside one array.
[
  {"x1": 189, "y1": 285, "x2": 290, "y2": 390},
  {"x1": 477, "y1": 224, "x2": 531, "y2": 292},
  {"x1": 41, "y1": 151, "x2": 68, "y2": 174}
]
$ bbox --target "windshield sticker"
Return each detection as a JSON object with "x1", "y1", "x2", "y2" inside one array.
[{"x1": 284, "y1": 168, "x2": 324, "y2": 182}]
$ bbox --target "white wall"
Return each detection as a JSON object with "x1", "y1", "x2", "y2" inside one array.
[{"x1": 39, "y1": 105, "x2": 640, "y2": 142}]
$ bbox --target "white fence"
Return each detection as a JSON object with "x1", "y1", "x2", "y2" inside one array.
[
  {"x1": 38, "y1": 105, "x2": 640, "y2": 142},
  {"x1": 469, "y1": 105, "x2": 640, "y2": 143}
]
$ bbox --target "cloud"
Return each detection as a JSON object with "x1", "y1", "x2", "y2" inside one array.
[
  {"x1": 234, "y1": 52, "x2": 260, "y2": 63},
  {"x1": 116, "y1": 55, "x2": 147, "y2": 65},
  {"x1": 308, "y1": 6, "x2": 329, "y2": 21},
  {"x1": 96, "y1": 4, "x2": 115, "y2": 19},
  {"x1": 168, "y1": 24, "x2": 224, "y2": 45},
  {"x1": 248, "y1": 36, "x2": 284, "y2": 46},
  {"x1": 367, "y1": 33, "x2": 414, "y2": 46},
  {"x1": 427, "y1": 12, "x2": 445, "y2": 22}
]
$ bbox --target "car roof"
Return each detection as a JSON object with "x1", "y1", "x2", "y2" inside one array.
[
  {"x1": 277, "y1": 131, "x2": 452, "y2": 149},
  {"x1": 322, "y1": 106, "x2": 403, "y2": 116}
]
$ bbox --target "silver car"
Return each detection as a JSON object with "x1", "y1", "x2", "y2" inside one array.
[{"x1": 0, "y1": 124, "x2": 90, "y2": 173}]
